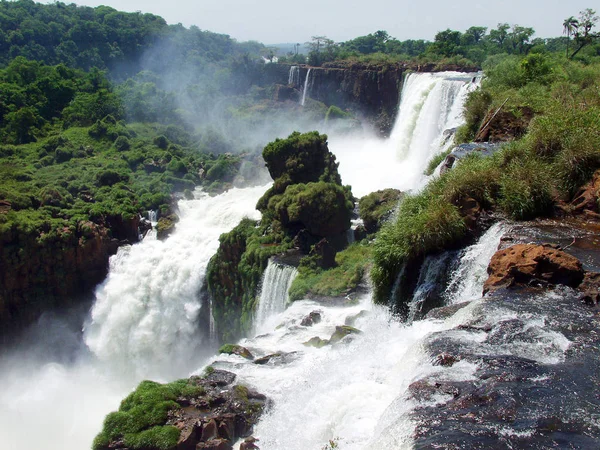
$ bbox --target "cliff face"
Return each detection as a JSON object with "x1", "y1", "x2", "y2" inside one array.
[
  {"x1": 276, "y1": 61, "x2": 479, "y2": 136},
  {"x1": 0, "y1": 215, "x2": 139, "y2": 341}
]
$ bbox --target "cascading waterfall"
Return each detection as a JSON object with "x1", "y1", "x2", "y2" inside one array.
[
  {"x1": 328, "y1": 71, "x2": 478, "y2": 197},
  {"x1": 83, "y1": 185, "x2": 268, "y2": 380},
  {"x1": 288, "y1": 65, "x2": 300, "y2": 86},
  {"x1": 253, "y1": 260, "x2": 298, "y2": 334},
  {"x1": 300, "y1": 68, "x2": 312, "y2": 106},
  {"x1": 445, "y1": 222, "x2": 506, "y2": 303}
]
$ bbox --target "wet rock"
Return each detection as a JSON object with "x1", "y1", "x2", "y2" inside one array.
[
  {"x1": 303, "y1": 336, "x2": 328, "y2": 348},
  {"x1": 579, "y1": 272, "x2": 600, "y2": 305},
  {"x1": 570, "y1": 169, "x2": 600, "y2": 215},
  {"x1": 434, "y1": 353, "x2": 460, "y2": 367},
  {"x1": 457, "y1": 196, "x2": 481, "y2": 229},
  {"x1": 218, "y1": 344, "x2": 254, "y2": 360},
  {"x1": 344, "y1": 310, "x2": 368, "y2": 326},
  {"x1": 196, "y1": 438, "x2": 231, "y2": 450},
  {"x1": 329, "y1": 325, "x2": 362, "y2": 344},
  {"x1": 424, "y1": 301, "x2": 470, "y2": 320},
  {"x1": 353, "y1": 224, "x2": 368, "y2": 241},
  {"x1": 253, "y1": 352, "x2": 298, "y2": 365},
  {"x1": 484, "y1": 243, "x2": 584, "y2": 294},
  {"x1": 203, "y1": 370, "x2": 237, "y2": 387},
  {"x1": 301, "y1": 311, "x2": 322, "y2": 327},
  {"x1": 239, "y1": 436, "x2": 260, "y2": 450},
  {"x1": 201, "y1": 419, "x2": 219, "y2": 441},
  {"x1": 157, "y1": 214, "x2": 179, "y2": 240}
]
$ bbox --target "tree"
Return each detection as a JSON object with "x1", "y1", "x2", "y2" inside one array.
[
  {"x1": 489, "y1": 23, "x2": 510, "y2": 50},
  {"x1": 569, "y1": 9, "x2": 599, "y2": 59},
  {"x1": 563, "y1": 15, "x2": 579, "y2": 57},
  {"x1": 508, "y1": 25, "x2": 535, "y2": 54}
]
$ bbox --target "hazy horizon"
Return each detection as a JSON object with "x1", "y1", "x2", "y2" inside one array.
[{"x1": 41, "y1": 0, "x2": 596, "y2": 45}]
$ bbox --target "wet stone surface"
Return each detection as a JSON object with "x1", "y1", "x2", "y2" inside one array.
[{"x1": 410, "y1": 287, "x2": 600, "y2": 449}]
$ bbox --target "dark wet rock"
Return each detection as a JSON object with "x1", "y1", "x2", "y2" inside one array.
[
  {"x1": 410, "y1": 287, "x2": 600, "y2": 449},
  {"x1": 434, "y1": 353, "x2": 460, "y2": 367},
  {"x1": 309, "y1": 238, "x2": 337, "y2": 269},
  {"x1": 344, "y1": 310, "x2": 368, "y2": 326},
  {"x1": 329, "y1": 325, "x2": 362, "y2": 344},
  {"x1": 301, "y1": 311, "x2": 322, "y2": 327},
  {"x1": 218, "y1": 344, "x2": 254, "y2": 360},
  {"x1": 475, "y1": 106, "x2": 534, "y2": 142},
  {"x1": 579, "y1": 272, "x2": 600, "y2": 305},
  {"x1": 196, "y1": 438, "x2": 231, "y2": 450},
  {"x1": 303, "y1": 336, "x2": 328, "y2": 348},
  {"x1": 457, "y1": 196, "x2": 481, "y2": 230},
  {"x1": 440, "y1": 142, "x2": 502, "y2": 175},
  {"x1": 353, "y1": 224, "x2": 368, "y2": 242},
  {"x1": 239, "y1": 436, "x2": 260, "y2": 450},
  {"x1": 203, "y1": 369, "x2": 237, "y2": 387},
  {"x1": 253, "y1": 352, "x2": 298, "y2": 365},
  {"x1": 484, "y1": 243, "x2": 584, "y2": 294},
  {"x1": 424, "y1": 301, "x2": 471, "y2": 320}
]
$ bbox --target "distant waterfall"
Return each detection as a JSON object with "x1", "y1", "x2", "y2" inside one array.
[
  {"x1": 254, "y1": 260, "x2": 298, "y2": 334},
  {"x1": 300, "y1": 68, "x2": 312, "y2": 106},
  {"x1": 288, "y1": 65, "x2": 300, "y2": 86},
  {"x1": 445, "y1": 222, "x2": 506, "y2": 303}
]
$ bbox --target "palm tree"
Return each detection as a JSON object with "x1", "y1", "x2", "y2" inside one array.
[{"x1": 563, "y1": 16, "x2": 578, "y2": 58}]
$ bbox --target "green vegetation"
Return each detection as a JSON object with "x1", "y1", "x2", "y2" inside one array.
[
  {"x1": 372, "y1": 51, "x2": 600, "y2": 304},
  {"x1": 208, "y1": 131, "x2": 355, "y2": 341},
  {"x1": 424, "y1": 149, "x2": 451, "y2": 176},
  {"x1": 358, "y1": 189, "x2": 403, "y2": 233},
  {"x1": 289, "y1": 242, "x2": 371, "y2": 301},
  {"x1": 93, "y1": 379, "x2": 204, "y2": 450},
  {"x1": 303, "y1": 10, "x2": 599, "y2": 67}
]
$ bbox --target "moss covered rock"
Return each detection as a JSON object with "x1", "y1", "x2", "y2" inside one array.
[
  {"x1": 218, "y1": 344, "x2": 254, "y2": 360},
  {"x1": 358, "y1": 188, "x2": 403, "y2": 234}
]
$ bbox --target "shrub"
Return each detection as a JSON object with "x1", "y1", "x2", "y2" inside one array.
[{"x1": 114, "y1": 135, "x2": 130, "y2": 151}]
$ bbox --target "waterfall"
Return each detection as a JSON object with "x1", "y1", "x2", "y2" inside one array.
[
  {"x1": 288, "y1": 65, "x2": 300, "y2": 86},
  {"x1": 388, "y1": 72, "x2": 478, "y2": 179},
  {"x1": 254, "y1": 260, "x2": 298, "y2": 334},
  {"x1": 83, "y1": 185, "x2": 268, "y2": 379},
  {"x1": 407, "y1": 251, "x2": 456, "y2": 322},
  {"x1": 300, "y1": 68, "x2": 312, "y2": 106},
  {"x1": 328, "y1": 71, "x2": 478, "y2": 196},
  {"x1": 445, "y1": 222, "x2": 506, "y2": 303}
]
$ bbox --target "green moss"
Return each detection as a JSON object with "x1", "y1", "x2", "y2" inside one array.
[
  {"x1": 289, "y1": 243, "x2": 372, "y2": 301},
  {"x1": 93, "y1": 378, "x2": 206, "y2": 450},
  {"x1": 358, "y1": 189, "x2": 403, "y2": 233},
  {"x1": 424, "y1": 149, "x2": 451, "y2": 176}
]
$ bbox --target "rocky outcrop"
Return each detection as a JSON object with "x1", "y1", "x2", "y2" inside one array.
[
  {"x1": 569, "y1": 169, "x2": 600, "y2": 217},
  {"x1": 484, "y1": 243, "x2": 584, "y2": 293},
  {"x1": 358, "y1": 188, "x2": 403, "y2": 234},
  {"x1": 95, "y1": 369, "x2": 266, "y2": 450}
]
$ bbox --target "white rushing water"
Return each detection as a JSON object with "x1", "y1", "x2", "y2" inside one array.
[
  {"x1": 254, "y1": 261, "x2": 298, "y2": 335},
  {"x1": 445, "y1": 222, "x2": 506, "y2": 304},
  {"x1": 300, "y1": 68, "x2": 312, "y2": 106},
  {"x1": 330, "y1": 71, "x2": 478, "y2": 197},
  {"x1": 288, "y1": 65, "x2": 300, "y2": 86}
]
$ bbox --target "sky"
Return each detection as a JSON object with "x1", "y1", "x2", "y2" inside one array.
[{"x1": 47, "y1": 0, "x2": 595, "y2": 44}]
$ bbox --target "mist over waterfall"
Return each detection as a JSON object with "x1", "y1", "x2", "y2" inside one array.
[
  {"x1": 254, "y1": 261, "x2": 298, "y2": 334},
  {"x1": 330, "y1": 71, "x2": 478, "y2": 197}
]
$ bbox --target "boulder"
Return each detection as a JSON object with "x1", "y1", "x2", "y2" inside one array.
[
  {"x1": 579, "y1": 272, "x2": 600, "y2": 305},
  {"x1": 303, "y1": 336, "x2": 328, "y2": 348},
  {"x1": 484, "y1": 244, "x2": 584, "y2": 294},
  {"x1": 301, "y1": 311, "x2": 322, "y2": 327},
  {"x1": 329, "y1": 325, "x2": 362, "y2": 344},
  {"x1": 570, "y1": 170, "x2": 600, "y2": 215},
  {"x1": 239, "y1": 436, "x2": 260, "y2": 450},
  {"x1": 218, "y1": 344, "x2": 254, "y2": 360},
  {"x1": 196, "y1": 439, "x2": 231, "y2": 450},
  {"x1": 157, "y1": 214, "x2": 179, "y2": 240}
]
